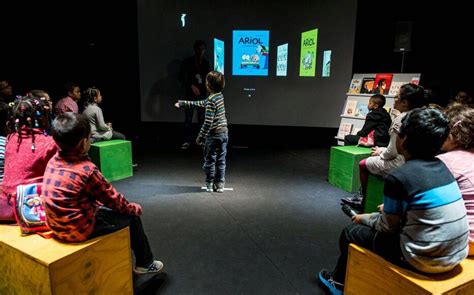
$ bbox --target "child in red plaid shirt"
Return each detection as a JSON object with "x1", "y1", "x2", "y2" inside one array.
[{"x1": 42, "y1": 113, "x2": 164, "y2": 274}]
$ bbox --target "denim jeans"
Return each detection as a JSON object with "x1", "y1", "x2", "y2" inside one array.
[{"x1": 203, "y1": 132, "x2": 228, "y2": 183}]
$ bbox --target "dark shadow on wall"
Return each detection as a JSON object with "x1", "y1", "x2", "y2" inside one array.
[{"x1": 144, "y1": 59, "x2": 184, "y2": 121}]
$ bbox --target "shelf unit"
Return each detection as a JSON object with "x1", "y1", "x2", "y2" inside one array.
[{"x1": 336, "y1": 73, "x2": 421, "y2": 145}]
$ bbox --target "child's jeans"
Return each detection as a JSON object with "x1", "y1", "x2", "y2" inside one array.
[
  {"x1": 203, "y1": 132, "x2": 228, "y2": 184},
  {"x1": 89, "y1": 207, "x2": 154, "y2": 268}
]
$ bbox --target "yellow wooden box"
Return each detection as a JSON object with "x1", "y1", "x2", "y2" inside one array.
[
  {"x1": 345, "y1": 243, "x2": 474, "y2": 295},
  {"x1": 0, "y1": 225, "x2": 133, "y2": 294}
]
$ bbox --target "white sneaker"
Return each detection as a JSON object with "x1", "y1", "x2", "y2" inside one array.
[
  {"x1": 181, "y1": 142, "x2": 190, "y2": 150},
  {"x1": 134, "y1": 260, "x2": 164, "y2": 274}
]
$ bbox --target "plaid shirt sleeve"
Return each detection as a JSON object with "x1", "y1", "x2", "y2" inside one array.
[{"x1": 86, "y1": 167, "x2": 142, "y2": 216}]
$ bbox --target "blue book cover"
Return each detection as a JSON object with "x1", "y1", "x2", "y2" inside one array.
[{"x1": 355, "y1": 103, "x2": 369, "y2": 117}]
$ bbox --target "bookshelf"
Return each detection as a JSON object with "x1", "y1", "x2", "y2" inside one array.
[{"x1": 336, "y1": 73, "x2": 421, "y2": 145}]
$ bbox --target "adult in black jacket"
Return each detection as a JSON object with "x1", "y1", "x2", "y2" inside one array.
[{"x1": 344, "y1": 94, "x2": 391, "y2": 147}]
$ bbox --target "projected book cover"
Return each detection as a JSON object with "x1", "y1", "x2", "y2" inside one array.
[
  {"x1": 299, "y1": 29, "x2": 318, "y2": 77},
  {"x1": 214, "y1": 38, "x2": 225, "y2": 74},
  {"x1": 276, "y1": 43, "x2": 288, "y2": 76},
  {"x1": 232, "y1": 30, "x2": 270, "y2": 76},
  {"x1": 322, "y1": 50, "x2": 331, "y2": 77}
]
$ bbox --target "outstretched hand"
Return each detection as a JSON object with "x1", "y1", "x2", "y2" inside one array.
[{"x1": 174, "y1": 102, "x2": 180, "y2": 108}]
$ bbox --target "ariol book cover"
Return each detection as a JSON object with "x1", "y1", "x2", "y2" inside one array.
[
  {"x1": 337, "y1": 123, "x2": 353, "y2": 139},
  {"x1": 344, "y1": 100, "x2": 358, "y2": 116},
  {"x1": 373, "y1": 73, "x2": 394, "y2": 95},
  {"x1": 276, "y1": 43, "x2": 288, "y2": 77},
  {"x1": 348, "y1": 79, "x2": 362, "y2": 94},
  {"x1": 360, "y1": 78, "x2": 375, "y2": 94},
  {"x1": 299, "y1": 29, "x2": 318, "y2": 77},
  {"x1": 232, "y1": 30, "x2": 270, "y2": 76},
  {"x1": 214, "y1": 38, "x2": 225, "y2": 74},
  {"x1": 355, "y1": 103, "x2": 369, "y2": 118},
  {"x1": 388, "y1": 82, "x2": 404, "y2": 96}
]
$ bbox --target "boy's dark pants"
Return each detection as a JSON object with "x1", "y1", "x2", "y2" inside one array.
[
  {"x1": 89, "y1": 207, "x2": 154, "y2": 268},
  {"x1": 332, "y1": 223, "x2": 407, "y2": 284},
  {"x1": 344, "y1": 135, "x2": 360, "y2": 146},
  {"x1": 203, "y1": 132, "x2": 228, "y2": 184}
]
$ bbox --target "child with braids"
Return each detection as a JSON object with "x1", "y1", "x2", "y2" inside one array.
[
  {"x1": 0, "y1": 96, "x2": 57, "y2": 221},
  {"x1": 82, "y1": 87, "x2": 126, "y2": 142},
  {"x1": 438, "y1": 103, "x2": 474, "y2": 255}
]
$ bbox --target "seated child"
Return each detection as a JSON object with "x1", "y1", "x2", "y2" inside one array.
[
  {"x1": 344, "y1": 94, "x2": 391, "y2": 147},
  {"x1": 438, "y1": 104, "x2": 474, "y2": 256},
  {"x1": 42, "y1": 113, "x2": 163, "y2": 274},
  {"x1": 320, "y1": 108, "x2": 469, "y2": 294},
  {"x1": 175, "y1": 71, "x2": 228, "y2": 193},
  {"x1": 82, "y1": 87, "x2": 126, "y2": 142},
  {"x1": 342, "y1": 84, "x2": 426, "y2": 209},
  {"x1": 0, "y1": 101, "x2": 9, "y2": 183},
  {"x1": 1, "y1": 96, "x2": 57, "y2": 221}
]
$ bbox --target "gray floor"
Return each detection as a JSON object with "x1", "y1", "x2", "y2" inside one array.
[{"x1": 114, "y1": 147, "x2": 352, "y2": 294}]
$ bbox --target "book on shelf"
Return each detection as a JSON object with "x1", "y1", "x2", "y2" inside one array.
[
  {"x1": 343, "y1": 100, "x2": 358, "y2": 116},
  {"x1": 337, "y1": 123, "x2": 353, "y2": 139},
  {"x1": 348, "y1": 78, "x2": 362, "y2": 94},
  {"x1": 373, "y1": 73, "x2": 394, "y2": 95},
  {"x1": 410, "y1": 77, "x2": 420, "y2": 85},
  {"x1": 355, "y1": 103, "x2": 369, "y2": 118},
  {"x1": 388, "y1": 81, "x2": 405, "y2": 96},
  {"x1": 351, "y1": 127, "x2": 361, "y2": 135},
  {"x1": 360, "y1": 77, "x2": 375, "y2": 94}
]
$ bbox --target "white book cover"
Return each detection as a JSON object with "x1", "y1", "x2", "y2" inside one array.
[
  {"x1": 343, "y1": 100, "x2": 358, "y2": 116},
  {"x1": 348, "y1": 79, "x2": 362, "y2": 94},
  {"x1": 389, "y1": 82, "x2": 405, "y2": 96},
  {"x1": 337, "y1": 123, "x2": 353, "y2": 138}
]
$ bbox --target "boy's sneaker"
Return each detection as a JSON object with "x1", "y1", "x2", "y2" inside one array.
[
  {"x1": 214, "y1": 182, "x2": 224, "y2": 193},
  {"x1": 206, "y1": 182, "x2": 214, "y2": 192},
  {"x1": 181, "y1": 142, "x2": 190, "y2": 150},
  {"x1": 134, "y1": 260, "x2": 164, "y2": 275},
  {"x1": 318, "y1": 269, "x2": 344, "y2": 295}
]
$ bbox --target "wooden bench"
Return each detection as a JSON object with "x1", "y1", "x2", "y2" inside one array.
[
  {"x1": 345, "y1": 243, "x2": 474, "y2": 294},
  {"x1": 89, "y1": 139, "x2": 133, "y2": 182},
  {"x1": 0, "y1": 225, "x2": 133, "y2": 294},
  {"x1": 328, "y1": 146, "x2": 372, "y2": 193}
]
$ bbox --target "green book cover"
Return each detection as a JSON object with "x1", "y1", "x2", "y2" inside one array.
[{"x1": 299, "y1": 29, "x2": 318, "y2": 77}]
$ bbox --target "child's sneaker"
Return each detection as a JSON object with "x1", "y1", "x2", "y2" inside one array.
[
  {"x1": 318, "y1": 269, "x2": 344, "y2": 295},
  {"x1": 214, "y1": 182, "x2": 225, "y2": 193},
  {"x1": 134, "y1": 260, "x2": 164, "y2": 275},
  {"x1": 206, "y1": 182, "x2": 214, "y2": 192}
]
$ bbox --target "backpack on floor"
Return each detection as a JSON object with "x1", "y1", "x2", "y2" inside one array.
[{"x1": 14, "y1": 183, "x2": 49, "y2": 235}]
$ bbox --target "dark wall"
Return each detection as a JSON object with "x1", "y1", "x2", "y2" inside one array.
[
  {"x1": 2, "y1": 1, "x2": 473, "y2": 146},
  {"x1": 353, "y1": 0, "x2": 473, "y2": 105}
]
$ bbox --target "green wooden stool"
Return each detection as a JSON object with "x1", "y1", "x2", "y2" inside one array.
[
  {"x1": 363, "y1": 174, "x2": 385, "y2": 213},
  {"x1": 89, "y1": 140, "x2": 133, "y2": 182},
  {"x1": 328, "y1": 146, "x2": 372, "y2": 193}
]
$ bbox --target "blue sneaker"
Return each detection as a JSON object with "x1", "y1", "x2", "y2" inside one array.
[{"x1": 318, "y1": 269, "x2": 344, "y2": 295}]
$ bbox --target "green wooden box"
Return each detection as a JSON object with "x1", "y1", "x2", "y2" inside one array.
[
  {"x1": 363, "y1": 174, "x2": 385, "y2": 213},
  {"x1": 89, "y1": 140, "x2": 133, "y2": 182},
  {"x1": 328, "y1": 146, "x2": 372, "y2": 193}
]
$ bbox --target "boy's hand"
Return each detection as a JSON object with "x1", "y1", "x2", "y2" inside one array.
[
  {"x1": 174, "y1": 102, "x2": 180, "y2": 108},
  {"x1": 377, "y1": 204, "x2": 384, "y2": 212},
  {"x1": 130, "y1": 203, "x2": 142, "y2": 216},
  {"x1": 196, "y1": 136, "x2": 204, "y2": 146},
  {"x1": 352, "y1": 214, "x2": 367, "y2": 224}
]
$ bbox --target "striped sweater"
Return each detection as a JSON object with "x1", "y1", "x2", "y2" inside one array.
[
  {"x1": 361, "y1": 158, "x2": 469, "y2": 273},
  {"x1": 0, "y1": 136, "x2": 5, "y2": 183},
  {"x1": 179, "y1": 92, "x2": 227, "y2": 138}
]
